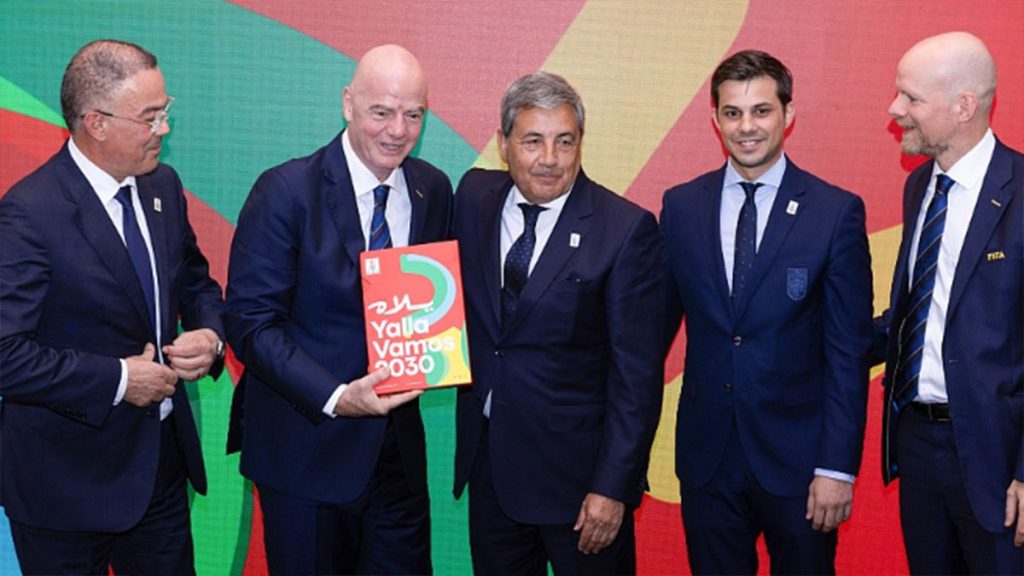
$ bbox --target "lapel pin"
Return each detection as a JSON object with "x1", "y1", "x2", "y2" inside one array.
[
  {"x1": 991, "y1": 198, "x2": 1002, "y2": 208},
  {"x1": 153, "y1": 197, "x2": 162, "y2": 213},
  {"x1": 786, "y1": 200, "x2": 799, "y2": 215},
  {"x1": 569, "y1": 233, "x2": 580, "y2": 248},
  {"x1": 986, "y1": 250, "x2": 1005, "y2": 261},
  {"x1": 415, "y1": 189, "x2": 424, "y2": 199}
]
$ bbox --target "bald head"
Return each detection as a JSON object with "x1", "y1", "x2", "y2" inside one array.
[
  {"x1": 343, "y1": 44, "x2": 428, "y2": 181},
  {"x1": 901, "y1": 31, "x2": 996, "y2": 114}
]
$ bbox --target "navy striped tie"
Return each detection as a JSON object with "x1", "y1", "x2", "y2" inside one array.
[
  {"x1": 893, "y1": 173, "x2": 955, "y2": 410},
  {"x1": 369, "y1": 184, "x2": 392, "y2": 250},
  {"x1": 114, "y1": 186, "x2": 157, "y2": 336}
]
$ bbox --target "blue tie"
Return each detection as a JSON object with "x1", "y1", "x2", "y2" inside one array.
[
  {"x1": 369, "y1": 184, "x2": 392, "y2": 250},
  {"x1": 893, "y1": 173, "x2": 955, "y2": 410},
  {"x1": 501, "y1": 203, "x2": 546, "y2": 326},
  {"x1": 114, "y1": 186, "x2": 156, "y2": 335},
  {"x1": 732, "y1": 181, "x2": 763, "y2": 303}
]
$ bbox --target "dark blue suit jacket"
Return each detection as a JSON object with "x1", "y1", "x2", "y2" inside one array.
[
  {"x1": 661, "y1": 160, "x2": 873, "y2": 497},
  {"x1": 225, "y1": 132, "x2": 452, "y2": 503},
  {"x1": 0, "y1": 143, "x2": 224, "y2": 532},
  {"x1": 881, "y1": 139, "x2": 1024, "y2": 532},
  {"x1": 452, "y1": 168, "x2": 665, "y2": 524}
]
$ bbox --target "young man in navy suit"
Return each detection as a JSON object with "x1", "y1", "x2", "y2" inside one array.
[
  {"x1": 225, "y1": 44, "x2": 451, "y2": 574},
  {"x1": 880, "y1": 31, "x2": 1024, "y2": 574},
  {"x1": 452, "y1": 72, "x2": 665, "y2": 575},
  {"x1": 661, "y1": 50, "x2": 873, "y2": 574},
  {"x1": 0, "y1": 40, "x2": 226, "y2": 574}
]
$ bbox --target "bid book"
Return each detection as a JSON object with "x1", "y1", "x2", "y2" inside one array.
[{"x1": 360, "y1": 240, "x2": 473, "y2": 394}]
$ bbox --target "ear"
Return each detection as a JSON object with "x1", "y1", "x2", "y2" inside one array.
[
  {"x1": 496, "y1": 128, "x2": 509, "y2": 164},
  {"x1": 710, "y1": 106, "x2": 722, "y2": 133},
  {"x1": 80, "y1": 111, "x2": 109, "y2": 142},
  {"x1": 955, "y1": 91, "x2": 979, "y2": 123},
  {"x1": 342, "y1": 87, "x2": 354, "y2": 123},
  {"x1": 784, "y1": 102, "x2": 796, "y2": 129}
]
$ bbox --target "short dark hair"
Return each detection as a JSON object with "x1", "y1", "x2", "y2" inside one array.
[
  {"x1": 61, "y1": 39, "x2": 158, "y2": 132},
  {"x1": 500, "y1": 71, "x2": 585, "y2": 137},
  {"x1": 711, "y1": 49, "x2": 793, "y2": 108}
]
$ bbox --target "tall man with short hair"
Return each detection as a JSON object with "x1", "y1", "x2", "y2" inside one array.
[
  {"x1": 225, "y1": 44, "x2": 452, "y2": 574},
  {"x1": 661, "y1": 50, "x2": 873, "y2": 574},
  {"x1": 1, "y1": 39, "x2": 226, "y2": 574},
  {"x1": 881, "y1": 31, "x2": 1024, "y2": 574},
  {"x1": 452, "y1": 71, "x2": 665, "y2": 575}
]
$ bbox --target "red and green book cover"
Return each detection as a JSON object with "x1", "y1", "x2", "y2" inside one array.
[{"x1": 360, "y1": 240, "x2": 473, "y2": 394}]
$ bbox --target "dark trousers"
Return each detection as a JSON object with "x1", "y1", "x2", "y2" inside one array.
[
  {"x1": 896, "y1": 405, "x2": 1023, "y2": 575},
  {"x1": 257, "y1": 418, "x2": 431, "y2": 575},
  {"x1": 680, "y1": 424, "x2": 836, "y2": 575},
  {"x1": 468, "y1": 423, "x2": 636, "y2": 576},
  {"x1": 10, "y1": 415, "x2": 194, "y2": 575}
]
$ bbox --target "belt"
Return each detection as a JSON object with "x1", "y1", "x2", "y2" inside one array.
[{"x1": 910, "y1": 402, "x2": 951, "y2": 422}]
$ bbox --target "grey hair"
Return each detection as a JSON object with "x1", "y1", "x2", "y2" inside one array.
[
  {"x1": 500, "y1": 72, "x2": 585, "y2": 137},
  {"x1": 61, "y1": 39, "x2": 158, "y2": 132}
]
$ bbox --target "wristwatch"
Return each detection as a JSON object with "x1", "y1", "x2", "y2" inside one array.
[{"x1": 214, "y1": 338, "x2": 226, "y2": 359}]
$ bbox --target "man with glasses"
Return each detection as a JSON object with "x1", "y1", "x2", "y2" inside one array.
[{"x1": 0, "y1": 39, "x2": 225, "y2": 574}]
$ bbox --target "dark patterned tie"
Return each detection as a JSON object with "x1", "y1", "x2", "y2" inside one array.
[
  {"x1": 114, "y1": 186, "x2": 156, "y2": 335},
  {"x1": 501, "y1": 203, "x2": 546, "y2": 326},
  {"x1": 369, "y1": 184, "x2": 392, "y2": 250},
  {"x1": 732, "y1": 181, "x2": 763, "y2": 303},
  {"x1": 893, "y1": 173, "x2": 956, "y2": 410}
]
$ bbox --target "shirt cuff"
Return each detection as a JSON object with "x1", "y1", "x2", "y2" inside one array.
[
  {"x1": 814, "y1": 468, "x2": 855, "y2": 484},
  {"x1": 113, "y1": 359, "x2": 128, "y2": 405},
  {"x1": 323, "y1": 383, "x2": 349, "y2": 418}
]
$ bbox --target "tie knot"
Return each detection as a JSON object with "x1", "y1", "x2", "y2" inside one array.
[
  {"x1": 115, "y1": 185, "x2": 134, "y2": 208},
  {"x1": 739, "y1": 181, "x2": 763, "y2": 201},
  {"x1": 373, "y1": 184, "x2": 390, "y2": 207},
  {"x1": 935, "y1": 174, "x2": 955, "y2": 196},
  {"x1": 518, "y1": 203, "x2": 546, "y2": 229}
]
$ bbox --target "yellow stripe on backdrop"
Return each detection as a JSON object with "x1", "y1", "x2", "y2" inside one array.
[{"x1": 474, "y1": 0, "x2": 749, "y2": 193}]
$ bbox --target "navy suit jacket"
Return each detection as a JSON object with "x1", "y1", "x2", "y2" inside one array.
[
  {"x1": 225, "y1": 132, "x2": 452, "y2": 503},
  {"x1": 881, "y1": 139, "x2": 1024, "y2": 532},
  {"x1": 661, "y1": 160, "x2": 873, "y2": 497},
  {"x1": 0, "y1": 143, "x2": 224, "y2": 532},
  {"x1": 452, "y1": 168, "x2": 665, "y2": 524}
]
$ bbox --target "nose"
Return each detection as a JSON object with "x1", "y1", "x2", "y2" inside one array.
[
  {"x1": 155, "y1": 116, "x2": 170, "y2": 136},
  {"x1": 739, "y1": 112, "x2": 755, "y2": 133},
  {"x1": 538, "y1": 141, "x2": 558, "y2": 166},
  {"x1": 386, "y1": 114, "x2": 408, "y2": 138},
  {"x1": 887, "y1": 95, "x2": 904, "y2": 118}
]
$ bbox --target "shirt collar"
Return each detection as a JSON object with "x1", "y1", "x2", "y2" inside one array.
[
  {"x1": 342, "y1": 130, "x2": 402, "y2": 198},
  {"x1": 506, "y1": 181, "x2": 573, "y2": 214},
  {"x1": 723, "y1": 153, "x2": 787, "y2": 190},
  {"x1": 68, "y1": 136, "x2": 137, "y2": 204},
  {"x1": 933, "y1": 128, "x2": 996, "y2": 191}
]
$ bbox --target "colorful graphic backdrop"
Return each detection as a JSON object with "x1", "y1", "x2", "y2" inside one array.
[{"x1": 2, "y1": 1, "x2": 1022, "y2": 574}]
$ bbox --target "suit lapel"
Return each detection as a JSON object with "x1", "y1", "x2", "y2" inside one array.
[
  {"x1": 404, "y1": 161, "x2": 428, "y2": 244},
  {"x1": 890, "y1": 166, "x2": 931, "y2": 317},
  {"x1": 322, "y1": 133, "x2": 367, "y2": 267},
  {"x1": 138, "y1": 180, "x2": 168, "y2": 341},
  {"x1": 506, "y1": 171, "x2": 594, "y2": 332},
  {"x1": 57, "y1": 147, "x2": 154, "y2": 333},
  {"x1": 947, "y1": 141, "x2": 1015, "y2": 319},
  {"x1": 696, "y1": 168, "x2": 734, "y2": 318},
  {"x1": 479, "y1": 176, "x2": 512, "y2": 329},
  {"x1": 733, "y1": 162, "x2": 805, "y2": 318}
]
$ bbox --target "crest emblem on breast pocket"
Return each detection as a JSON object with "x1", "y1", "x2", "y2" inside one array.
[{"x1": 787, "y1": 267, "x2": 808, "y2": 301}]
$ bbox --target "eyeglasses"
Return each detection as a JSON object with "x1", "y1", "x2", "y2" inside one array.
[{"x1": 91, "y1": 96, "x2": 174, "y2": 134}]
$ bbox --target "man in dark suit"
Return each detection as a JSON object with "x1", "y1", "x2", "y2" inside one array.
[
  {"x1": 224, "y1": 44, "x2": 451, "y2": 574},
  {"x1": 880, "y1": 31, "x2": 1023, "y2": 574},
  {"x1": 0, "y1": 39, "x2": 225, "y2": 575},
  {"x1": 661, "y1": 50, "x2": 873, "y2": 574},
  {"x1": 452, "y1": 71, "x2": 665, "y2": 575}
]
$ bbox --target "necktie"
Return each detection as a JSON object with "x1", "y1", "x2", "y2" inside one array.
[
  {"x1": 732, "y1": 181, "x2": 763, "y2": 302},
  {"x1": 369, "y1": 184, "x2": 392, "y2": 250},
  {"x1": 114, "y1": 186, "x2": 156, "y2": 335},
  {"x1": 501, "y1": 203, "x2": 546, "y2": 325},
  {"x1": 893, "y1": 173, "x2": 955, "y2": 410}
]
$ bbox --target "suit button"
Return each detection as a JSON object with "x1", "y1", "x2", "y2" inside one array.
[
  {"x1": 493, "y1": 350, "x2": 503, "y2": 358},
  {"x1": 146, "y1": 409, "x2": 157, "y2": 418},
  {"x1": 724, "y1": 383, "x2": 733, "y2": 392},
  {"x1": 733, "y1": 336, "x2": 742, "y2": 346}
]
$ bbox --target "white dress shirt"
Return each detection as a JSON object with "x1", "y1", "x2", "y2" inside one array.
[
  {"x1": 323, "y1": 131, "x2": 415, "y2": 416},
  {"x1": 908, "y1": 129, "x2": 995, "y2": 404},
  {"x1": 68, "y1": 137, "x2": 170, "y2": 420}
]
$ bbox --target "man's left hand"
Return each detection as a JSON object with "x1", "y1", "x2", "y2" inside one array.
[
  {"x1": 1004, "y1": 479, "x2": 1024, "y2": 547},
  {"x1": 806, "y1": 475, "x2": 853, "y2": 532},
  {"x1": 573, "y1": 493, "x2": 624, "y2": 555},
  {"x1": 163, "y1": 328, "x2": 220, "y2": 381}
]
